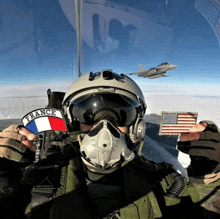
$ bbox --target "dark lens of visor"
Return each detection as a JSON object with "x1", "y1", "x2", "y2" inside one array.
[{"x1": 71, "y1": 93, "x2": 139, "y2": 126}]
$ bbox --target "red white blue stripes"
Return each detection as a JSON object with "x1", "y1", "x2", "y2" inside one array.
[
  {"x1": 159, "y1": 112, "x2": 197, "y2": 135},
  {"x1": 22, "y1": 108, "x2": 68, "y2": 134}
]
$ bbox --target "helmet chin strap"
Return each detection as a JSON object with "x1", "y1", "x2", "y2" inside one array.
[{"x1": 79, "y1": 119, "x2": 135, "y2": 174}]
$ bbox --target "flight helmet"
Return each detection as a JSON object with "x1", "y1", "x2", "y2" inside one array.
[{"x1": 63, "y1": 70, "x2": 146, "y2": 129}]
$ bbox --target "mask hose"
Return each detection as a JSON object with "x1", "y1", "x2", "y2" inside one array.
[{"x1": 166, "y1": 172, "x2": 186, "y2": 198}]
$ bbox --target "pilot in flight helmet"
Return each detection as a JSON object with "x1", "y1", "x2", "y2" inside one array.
[{"x1": 62, "y1": 70, "x2": 147, "y2": 174}]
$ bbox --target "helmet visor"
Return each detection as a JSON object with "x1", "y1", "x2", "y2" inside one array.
[{"x1": 70, "y1": 93, "x2": 140, "y2": 126}]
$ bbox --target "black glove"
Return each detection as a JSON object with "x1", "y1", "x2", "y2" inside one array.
[
  {"x1": 21, "y1": 151, "x2": 68, "y2": 186},
  {"x1": 178, "y1": 122, "x2": 220, "y2": 176},
  {"x1": 21, "y1": 131, "x2": 76, "y2": 186}
]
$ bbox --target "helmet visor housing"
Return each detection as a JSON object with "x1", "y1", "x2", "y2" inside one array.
[{"x1": 70, "y1": 93, "x2": 140, "y2": 126}]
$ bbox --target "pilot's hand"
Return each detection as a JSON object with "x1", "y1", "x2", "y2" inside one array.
[
  {"x1": 179, "y1": 122, "x2": 208, "y2": 142},
  {"x1": 178, "y1": 121, "x2": 220, "y2": 175},
  {"x1": 0, "y1": 125, "x2": 36, "y2": 163}
]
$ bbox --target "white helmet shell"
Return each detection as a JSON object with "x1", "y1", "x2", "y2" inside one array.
[{"x1": 63, "y1": 70, "x2": 146, "y2": 124}]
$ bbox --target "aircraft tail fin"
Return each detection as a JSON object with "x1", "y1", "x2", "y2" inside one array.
[{"x1": 139, "y1": 64, "x2": 147, "y2": 72}]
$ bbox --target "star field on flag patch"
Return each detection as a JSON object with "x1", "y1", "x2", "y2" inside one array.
[
  {"x1": 21, "y1": 108, "x2": 68, "y2": 134},
  {"x1": 159, "y1": 111, "x2": 198, "y2": 135},
  {"x1": 162, "y1": 113, "x2": 179, "y2": 124}
]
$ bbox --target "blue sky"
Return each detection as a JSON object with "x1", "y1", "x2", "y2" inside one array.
[{"x1": 1, "y1": 0, "x2": 220, "y2": 92}]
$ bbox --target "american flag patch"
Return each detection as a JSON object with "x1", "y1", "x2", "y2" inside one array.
[{"x1": 159, "y1": 112, "x2": 198, "y2": 135}]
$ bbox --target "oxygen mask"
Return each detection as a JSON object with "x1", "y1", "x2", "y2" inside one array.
[{"x1": 79, "y1": 119, "x2": 135, "y2": 174}]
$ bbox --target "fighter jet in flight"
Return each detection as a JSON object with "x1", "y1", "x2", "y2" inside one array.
[{"x1": 128, "y1": 62, "x2": 178, "y2": 79}]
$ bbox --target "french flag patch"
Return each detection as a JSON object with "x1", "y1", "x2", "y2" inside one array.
[{"x1": 21, "y1": 108, "x2": 68, "y2": 134}]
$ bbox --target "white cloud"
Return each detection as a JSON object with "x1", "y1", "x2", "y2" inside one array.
[
  {"x1": 0, "y1": 82, "x2": 71, "y2": 119},
  {"x1": 0, "y1": 82, "x2": 71, "y2": 97},
  {"x1": 140, "y1": 83, "x2": 220, "y2": 96},
  {"x1": 0, "y1": 83, "x2": 219, "y2": 126}
]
